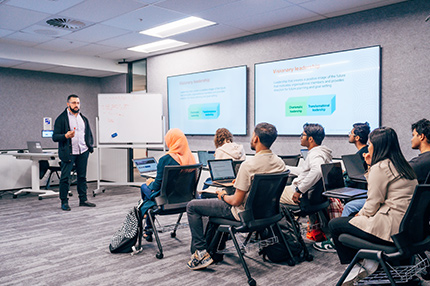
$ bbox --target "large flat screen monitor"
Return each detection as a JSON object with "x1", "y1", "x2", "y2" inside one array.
[
  {"x1": 168, "y1": 65, "x2": 247, "y2": 135},
  {"x1": 255, "y1": 46, "x2": 381, "y2": 135}
]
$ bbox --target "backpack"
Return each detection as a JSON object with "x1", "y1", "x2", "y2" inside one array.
[
  {"x1": 258, "y1": 215, "x2": 304, "y2": 264},
  {"x1": 109, "y1": 204, "x2": 143, "y2": 253}
]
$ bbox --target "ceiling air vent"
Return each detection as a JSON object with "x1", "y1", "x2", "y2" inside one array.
[{"x1": 46, "y1": 18, "x2": 86, "y2": 30}]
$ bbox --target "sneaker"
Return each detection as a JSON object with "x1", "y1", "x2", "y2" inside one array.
[
  {"x1": 313, "y1": 239, "x2": 336, "y2": 252},
  {"x1": 342, "y1": 259, "x2": 379, "y2": 286},
  {"x1": 187, "y1": 250, "x2": 214, "y2": 270},
  {"x1": 342, "y1": 262, "x2": 364, "y2": 286},
  {"x1": 79, "y1": 201, "x2": 96, "y2": 207},
  {"x1": 61, "y1": 203, "x2": 71, "y2": 211}
]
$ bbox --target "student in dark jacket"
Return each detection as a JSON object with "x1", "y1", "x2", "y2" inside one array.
[{"x1": 53, "y1": 94, "x2": 95, "y2": 211}]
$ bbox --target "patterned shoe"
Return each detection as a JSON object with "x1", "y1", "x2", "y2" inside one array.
[{"x1": 313, "y1": 239, "x2": 336, "y2": 252}]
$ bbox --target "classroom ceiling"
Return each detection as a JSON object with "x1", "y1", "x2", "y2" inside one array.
[{"x1": 0, "y1": 0, "x2": 406, "y2": 78}]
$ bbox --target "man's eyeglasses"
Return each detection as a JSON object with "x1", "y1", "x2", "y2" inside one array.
[{"x1": 300, "y1": 133, "x2": 307, "y2": 138}]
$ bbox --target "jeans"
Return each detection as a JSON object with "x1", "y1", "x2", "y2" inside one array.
[
  {"x1": 342, "y1": 199, "x2": 366, "y2": 217},
  {"x1": 59, "y1": 150, "x2": 89, "y2": 203},
  {"x1": 187, "y1": 198, "x2": 235, "y2": 253},
  {"x1": 140, "y1": 184, "x2": 155, "y2": 230}
]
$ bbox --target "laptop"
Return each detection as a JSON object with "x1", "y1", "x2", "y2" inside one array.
[
  {"x1": 197, "y1": 150, "x2": 215, "y2": 167},
  {"x1": 342, "y1": 154, "x2": 367, "y2": 182},
  {"x1": 27, "y1": 141, "x2": 54, "y2": 154},
  {"x1": 279, "y1": 155, "x2": 300, "y2": 166},
  {"x1": 133, "y1": 157, "x2": 158, "y2": 178},
  {"x1": 300, "y1": 149, "x2": 309, "y2": 160},
  {"x1": 208, "y1": 159, "x2": 236, "y2": 187},
  {"x1": 321, "y1": 162, "x2": 367, "y2": 199}
]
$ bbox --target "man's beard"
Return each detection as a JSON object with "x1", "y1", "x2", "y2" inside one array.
[{"x1": 70, "y1": 107, "x2": 80, "y2": 114}]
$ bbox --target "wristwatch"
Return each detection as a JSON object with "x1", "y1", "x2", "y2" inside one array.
[
  {"x1": 221, "y1": 193, "x2": 226, "y2": 202},
  {"x1": 295, "y1": 186, "x2": 302, "y2": 194}
]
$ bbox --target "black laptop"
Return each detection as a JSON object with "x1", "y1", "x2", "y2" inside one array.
[
  {"x1": 321, "y1": 162, "x2": 367, "y2": 199},
  {"x1": 342, "y1": 154, "x2": 367, "y2": 182},
  {"x1": 208, "y1": 159, "x2": 236, "y2": 187},
  {"x1": 197, "y1": 150, "x2": 215, "y2": 167}
]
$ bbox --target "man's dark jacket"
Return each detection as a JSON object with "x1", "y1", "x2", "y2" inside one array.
[{"x1": 53, "y1": 108, "x2": 94, "y2": 162}]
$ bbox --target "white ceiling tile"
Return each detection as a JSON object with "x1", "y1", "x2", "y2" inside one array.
[
  {"x1": 62, "y1": 24, "x2": 131, "y2": 43},
  {"x1": 102, "y1": 5, "x2": 186, "y2": 32},
  {"x1": 35, "y1": 38, "x2": 89, "y2": 52},
  {"x1": 197, "y1": 0, "x2": 293, "y2": 23},
  {"x1": 60, "y1": 0, "x2": 147, "y2": 22},
  {"x1": 5, "y1": 0, "x2": 85, "y2": 14},
  {"x1": 0, "y1": 37, "x2": 40, "y2": 47},
  {"x1": 22, "y1": 24, "x2": 74, "y2": 37},
  {"x1": 0, "y1": 28, "x2": 15, "y2": 37},
  {"x1": 172, "y1": 23, "x2": 251, "y2": 44},
  {"x1": 154, "y1": 0, "x2": 241, "y2": 14},
  {"x1": 0, "y1": 5, "x2": 50, "y2": 30},
  {"x1": 68, "y1": 44, "x2": 120, "y2": 57},
  {"x1": 299, "y1": 0, "x2": 393, "y2": 16},
  {"x1": 97, "y1": 32, "x2": 157, "y2": 48},
  {"x1": 4, "y1": 31, "x2": 52, "y2": 44}
]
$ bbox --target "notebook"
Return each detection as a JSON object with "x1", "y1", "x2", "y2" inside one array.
[
  {"x1": 342, "y1": 154, "x2": 367, "y2": 182},
  {"x1": 208, "y1": 159, "x2": 236, "y2": 187},
  {"x1": 27, "y1": 141, "x2": 53, "y2": 154},
  {"x1": 197, "y1": 150, "x2": 215, "y2": 167},
  {"x1": 133, "y1": 157, "x2": 158, "y2": 178},
  {"x1": 321, "y1": 162, "x2": 367, "y2": 199}
]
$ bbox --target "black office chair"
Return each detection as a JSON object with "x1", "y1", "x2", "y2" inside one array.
[
  {"x1": 279, "y1": 154, "x2": 301, "y2": 167},
  {"x1": 39, "y1": 160, "x2": 76, "y2": 191},
  {"x1": 425, "y1": 171, "x2": 430, "y2": 184},
  {"x1": 336, "y1": 184, "x2": 430, "y2": 286},
  {"x1": 207, "y1": 171, "x2": 290, "y2": 286},
  {"x1": 142, "y1": 164, "x2": 202, "y2": 259}
]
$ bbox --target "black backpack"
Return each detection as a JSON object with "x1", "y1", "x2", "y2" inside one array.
[
  {"x1": 109, "y1": 204, "x2": 143, "y2": 253},
  {"x1": 258, "y1": 214, "x2": 305, "y2": 265}
]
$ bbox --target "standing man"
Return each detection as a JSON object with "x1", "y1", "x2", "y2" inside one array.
[
  {"x1": 186, "y1": 123, "x2": 286, "y2": 270},
  {"x1": 53, "y1": 94, "x2": 96, "y2": 211},
  {"x1": 410, "y1": 118, "x2": 430, "y2": 183}
]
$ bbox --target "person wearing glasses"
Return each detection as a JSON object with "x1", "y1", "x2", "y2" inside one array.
[{"x1": 53, "y1": 94, "x2": 96, "y2": 211}]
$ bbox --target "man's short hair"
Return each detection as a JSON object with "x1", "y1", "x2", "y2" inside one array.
[
  {"x1": 303, "y1": 123, "x2": 325, "y2": 145},
  {"x1": 254, "y1": 122, "x2": 278, "y2": 148},
  {"x1": 412, "y1": 118, "x2": 430, "y2": 144},
  {"x1": 67, "y1": 94, "x2": 79, "y2": 102},
  {"x1": 353, "y1": 122, "x2": 371, "y2": 144}
]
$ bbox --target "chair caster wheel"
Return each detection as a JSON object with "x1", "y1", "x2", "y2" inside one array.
[
  {"x1": 13, "y1": 195, "x2": 17, "y2": 199},
  {"x1": 156, "y1": 252, "x2": 163, "y2": 259},
  {"x1": 305, "y1": 254, "x2": 314, "y2": 261},
  {"x1": 248, "y1": 278, "x2": 256, "y2": 286},
  {"x1": 38, "y1": 197, "x2": 43, "y2": 200},
  {"x1": 287, "y1": 259, "x2": 295, "y2": 266},
  {"x1": 170, "y1": 232, "x2": 176, "y2": 238},
  {"x1": 68, "y1": 192, "x2": 73, "y2": 196}
]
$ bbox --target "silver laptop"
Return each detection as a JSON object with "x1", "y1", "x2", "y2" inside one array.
[
  {"x1": 321, "y1": 162, "x2": 367, "y2": 199},
  {"x1": 197, "y1": 150, "x2": 215, "y2": 167},
  {"x1": 27, "y1": 141, "x2": 53, "y2": 154},
  {"x1": 208, "y1": 159, "x2": 236, "y2": 187},
  {"x1": 133, "y1": 157, "x2": 158, "y2": 178}
]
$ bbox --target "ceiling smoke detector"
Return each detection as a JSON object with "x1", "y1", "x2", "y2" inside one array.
[{"x1": 46, "y1": 18, "x2": 86, "y2": 30}]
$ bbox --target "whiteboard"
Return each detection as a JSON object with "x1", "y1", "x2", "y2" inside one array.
[{"x1": 98, "y1": 93, "x2": 163, "y2": 144}]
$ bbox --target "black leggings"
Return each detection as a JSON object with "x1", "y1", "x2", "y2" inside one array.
[{"x1": 329, "y1": 216, "x2": 394, "y2": 264}]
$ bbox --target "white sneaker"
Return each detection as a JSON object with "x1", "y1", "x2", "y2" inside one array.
[
  {"x1": 342, "y1": 262, "x2": 365, "y2": 286},
  {"x1": 361, "y1": 259, "x2": 379, "y2": 277},
  {"x1": 342, "y1": 259, "x2": 379, "y2": 286}
]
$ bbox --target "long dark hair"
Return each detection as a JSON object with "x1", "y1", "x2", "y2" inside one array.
[{"x1": 369, "y1": 127, "x2": 416, "y2": 180}]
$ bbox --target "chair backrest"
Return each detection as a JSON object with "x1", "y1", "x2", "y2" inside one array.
[
  {"x1": 238, "y1": 171, "x2": 289, "y2": 230},
  {"x1": 279, "y1": 155, "x2": 301, "y2": 167},
  {"x1": 232, "y1": 160, "x2": 244, "y2": 176},
  {"x1": 425, "y1": 171, "x2": 430, "y2": 184},
  {"x1": 39, "y1": 160, "x2": 49, "y2": 179},
  {"x1": 395, "y1": 184, "x2": 430, "y2": 248},
  {"x1": 155, "y1": 164, "x2": 202, "y2": 211}
]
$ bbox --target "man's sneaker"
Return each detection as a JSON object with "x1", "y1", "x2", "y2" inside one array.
[
  {"x1": 187, "y1": 250, "x2": 213, "y2": 270},
  {"x1": 313, "y1": 238, "x2": 336, "y2": 253},
  {"x1": 79, "y1": 201, "x2": 96, "y2": 207},
  {"x1": 61, "y1": 203, "x2": 71, "y2": 211}
]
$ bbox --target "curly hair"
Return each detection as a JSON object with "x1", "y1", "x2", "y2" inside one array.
[{"x1": 214, "y1": 128, "x2": 233, "y2": 148}]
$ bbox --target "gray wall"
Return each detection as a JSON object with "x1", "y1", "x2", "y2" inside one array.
[
  {"x1": 146, "y1": 0, "x2": 430, "y2": 160},
  {"x1": 0, "y1": 68, "x2": 126, "y2": 150}
]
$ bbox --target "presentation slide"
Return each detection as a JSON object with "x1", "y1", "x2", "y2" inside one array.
[
  {"x1": 168, "y1": 65, "x2": 247, "y2": 135},
  {"x1": 255, "y1": 46, "x2": 380, "y2": 135}
]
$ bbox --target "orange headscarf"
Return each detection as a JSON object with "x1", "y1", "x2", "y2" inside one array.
[{"x1": 165, "y1": 128, "x2": 196, "y2": 165}]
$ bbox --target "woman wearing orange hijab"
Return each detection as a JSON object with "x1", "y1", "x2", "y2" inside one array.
[{"x1": 140, "y1": 128, "x2": 195, "y2": 240}]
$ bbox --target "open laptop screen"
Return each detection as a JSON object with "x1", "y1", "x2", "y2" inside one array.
[
  {"x1": 208, "y1": 159, "x2": 236, "y2": 181},
  {"x1": 321, "y1": 162, "x2": 345, "y2": 190},
  {"x1": 197, "y1": 151, "x2": 215, "y2": 167},
  {"x1": 133, "y1": 157, "x2": 157, "y2": 174}
]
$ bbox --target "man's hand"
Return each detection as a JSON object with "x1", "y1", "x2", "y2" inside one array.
[
  {"x1": 216, "y1": 189, "x2": 227, "y2": 200},
  {"x1": 65, "y1": 130, "x2": 75, "y2": 139},
  {"x1": 146, "y1": 178, "x2": 154, "y2": 186},
  {"x1": 292, "y1": 191, "x2": 301, "y2": 204}
]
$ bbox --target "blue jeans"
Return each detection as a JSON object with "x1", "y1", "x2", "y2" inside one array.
[
  {"x1": 187, "y1": 198, "x2": 235, "y2": 253},
  {"x1": 140, "y1": 184, "x2": 155, "y2": 231},
  {"x1": 342, "y1": 199, "x2": 366, "y2": 217}
]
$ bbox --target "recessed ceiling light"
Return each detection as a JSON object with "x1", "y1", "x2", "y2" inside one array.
[
  {"x1": 140, "y1": 16, "x2": 216, "y2": 38},
  {"x1": 128, "y1": 39, "x2": 188, "y2": 53}
]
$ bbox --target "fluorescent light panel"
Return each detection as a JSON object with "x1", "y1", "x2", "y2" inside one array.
[
  {"x1": 128, "y1": 39, "x2": 188, "y2": 53},
  {"x1": 140, "y1": 16, "x2": 216, "y2": 38}
]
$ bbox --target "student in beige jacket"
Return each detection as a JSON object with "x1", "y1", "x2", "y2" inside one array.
[{"x1": 329, "y1": 127, "x2": 418, "y2": 285}]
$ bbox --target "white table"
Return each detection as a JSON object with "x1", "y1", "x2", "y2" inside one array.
[{"x1": 11, "y1": 152, "x2": 59, "y2": 200}]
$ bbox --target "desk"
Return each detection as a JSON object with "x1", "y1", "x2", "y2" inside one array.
[{"x1": 10, "y1": 152, "x2": 59, "y2": 200}]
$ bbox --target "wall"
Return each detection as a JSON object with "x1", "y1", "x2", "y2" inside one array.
[{"x1": 146, "y1": 0, "x2": 430, "y2": 160}]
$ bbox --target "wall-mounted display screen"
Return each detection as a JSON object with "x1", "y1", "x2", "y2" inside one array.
[
  {"x1": 168, "y1": 65, "x2": 247, "y2": 135},
  {"x1": 255, "y1": 46, "x2": 381, "y2": 135}
]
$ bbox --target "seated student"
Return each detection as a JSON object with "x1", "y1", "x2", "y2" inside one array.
[
  {"x1": 186, "y1": 122, "x2": 286, "y2": 270},
  {"x1": 140, "y1": 128, "x2": 196, "y2": 241},
  {"x1": 280, "y1": 123, "x2": 333, "y2": 241},
  {"x1": 329, "y1": 127, "x2": 417, "y2": 285},
  {"x1": 409, "y1": 118, "x2": 430, "y2": 183},
  {"x1": 213, "y1": 128, "x2": 246, "y2": 161}
]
